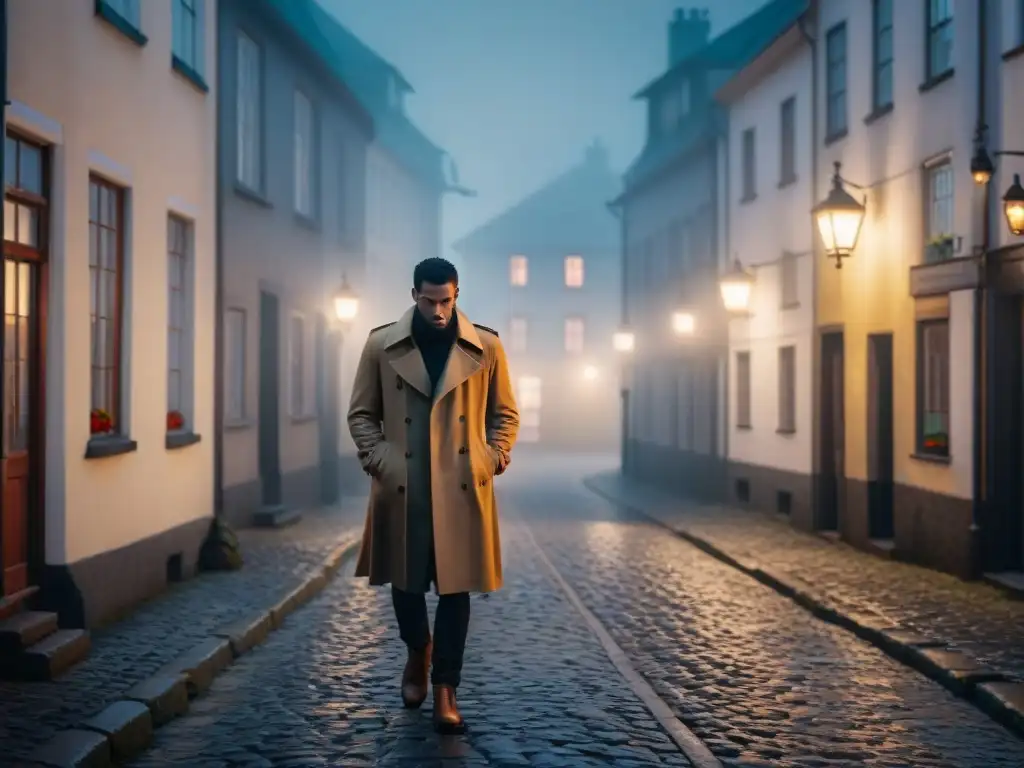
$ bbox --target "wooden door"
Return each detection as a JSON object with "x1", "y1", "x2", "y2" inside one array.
[
  {"x1": 818, "y1": 332, "x2": 845, "y2": 532},
  {"x1": 868, "y1": 333, "x2": 894, "y2": 540},
  {"x1": 258, "y1": 291, "x2": 282, "y2": 507}
]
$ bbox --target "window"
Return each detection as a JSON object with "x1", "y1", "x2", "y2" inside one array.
[
  {"x1": 917, "y1": 320, "x2": 949, "y2": 456},
  {"x1": 172, "y1": 0, "x2": 203, "y2": 76},
  {"x1": 510, "y1": 316, "x2": 527, "y2": 353},
  {"x1": 516, "y1": 376, "x2": 542, "y2": 443},
  {"x1": 658, "y1": 81, "x2": 689, "y2": 135},
  {"x1": 89, "y1": 177, "x2": 125, "y2": 435},
  {"x1": 224, "y1": 308, "x2": 246, "y2": 422},
  {"x1": 778, "y1": 346, "x2": 796, "y2": 432},
  {"x1": 167, "y1": 215, "x2": 192, "y2": 427},
  {"x1": 236, "y1": 31, "x2": 262, "y2": 191},
  {"x1": 564, "y1": 317, "x2": 584, "y2": 354},
  {"x1": 926, "y1": 0, "x2": 954, "y2": 80},
  {"x1": 826, "y1": 23, "x2": 847, "y2": 138},
  {"x1": 777, "y1": 97, "x2": 797, "y2": 184},
  {"x1": 736, "y1": 351, "x2": 751, "y2": 428},
  {"x1": 97, "y1": 0, "x2": 141, "y2": 35},
  {"x1": 289, "y1": 315, "x2": 309, "y2": 417},
  {"x1": 872, "y1": 0, "x2": 893, "y2": 109},
  {"x1": 741, "y1": 127, "x2": 756, "y2": 200},
  {"x1": 294, "y1": 89, "x2": 315, "y2": 217},
  {"x1": 780, "y1": 252, "x2": 799, "y2": 308},
  {"x1": 564, "y1": 255, "x2": 584, "y2": 287},
  {"x1": 925, "y1": 160, "x2": 954, "y2": 262},
  {"x1": 509, "y1": 254, "x2": 528, "y2": 286}
]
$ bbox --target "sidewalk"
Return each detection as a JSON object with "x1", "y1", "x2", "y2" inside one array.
[
  {"x1": 585, "y1": 470, "x2": 1024, "y2": 737},
  {"x1": 0, "y1": 498, "x2": 366, "y2": 764}
]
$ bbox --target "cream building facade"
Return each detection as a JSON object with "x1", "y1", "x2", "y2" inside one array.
[
  {"x1": 3, "y1": 0, "x2": 217, "y2": 628},
  {"x1": 716, "y1": 13, "x2": 816, "y2": 527}
]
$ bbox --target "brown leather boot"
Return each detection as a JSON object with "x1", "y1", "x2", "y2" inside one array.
[
  {"x1": 432, "y1": 684, "x2": 465, "y2": 734},
  {"x1": 400, "y1": 641, "x2": 431, "y2": 708}
]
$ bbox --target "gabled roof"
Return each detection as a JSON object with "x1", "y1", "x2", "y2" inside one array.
[
  {"x1": 262, "y1": 0, "x2": 450, "y2": 190},
  {"x1": 634, "y1": 0, "x2": 809, "y2": 100},
  {"x1": 451, "y1": 144, "x2": 621, "y2": 258}
]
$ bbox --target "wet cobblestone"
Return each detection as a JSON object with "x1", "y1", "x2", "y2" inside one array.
[
  {"x1": 127, "y1": 519, "x2": 691, "y2": 768},
  {"x1": 587, "y1": 468, "x2": 1024, "y2": 681},
  {"x1": 0, "y1": 502, "x2": 363, "y2": 765},
  {"x1": 515, "y1": 459, "x2": 1024, "y2": 767}
]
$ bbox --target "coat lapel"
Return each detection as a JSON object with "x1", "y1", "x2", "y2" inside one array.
[
  {"x1": 433, "y1": 311, "x2": 485, "y2": 406},
  {"x1": 384, "y1": 308, "x2": 432, "y2": 398}
]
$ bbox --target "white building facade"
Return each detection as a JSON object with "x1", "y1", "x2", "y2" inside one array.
[
  {"x1": 3, "y1": 0, "x2": 216, "y2": 627},
  {"x1": 715, "y1": 18, "x2": 817, "y2": 527}
]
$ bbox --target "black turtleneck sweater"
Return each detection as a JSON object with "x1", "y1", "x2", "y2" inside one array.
[{"x1": 412, "y1": 310, "x2": 458, "y2": 394}]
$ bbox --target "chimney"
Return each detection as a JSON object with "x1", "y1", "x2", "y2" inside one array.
[{"x1": 668, "y1": 7, "x2": 710, "y2": 67}]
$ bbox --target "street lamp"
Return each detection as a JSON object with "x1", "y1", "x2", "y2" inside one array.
[
  {"x1": 671, "y1": 311, "x2": 696, "y2": 336},
  {"x1": 971, "y1": 145, "x2": 996, "y2": 186},
  {"x1": 333, "y1": 274, "x2": 359, "y2": 325},
  {"x1": 718, "y1": 259, "x2": 754, "y2": 313},
  {"x1": 613, "y1": 327, "x2": 635, "y2": 353},
  {"x1": 813, "y1": 161, "x2": 867, "y2": 268},
  {"x1": 582, "y1": 364, "x2": 599, "y2": 382},
  {"x1": 1004, "y1": 174, "x2": 1024, "y2": 237}
]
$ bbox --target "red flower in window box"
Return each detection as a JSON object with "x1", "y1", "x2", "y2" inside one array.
[
  {"x1": 90, "y1": 408, "x2": 113, "y2": 435},
  {"x1": 167, "y1": 410, "x2": 185, "y2": 431}
]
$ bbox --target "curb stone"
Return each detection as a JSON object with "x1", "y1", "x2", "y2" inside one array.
[
  {"x1": 582, "y1": 476, "x2": 1024, "y2": 742},
  {"x1": 24, "y1": 533, "x2": 361, "y2": 768}
]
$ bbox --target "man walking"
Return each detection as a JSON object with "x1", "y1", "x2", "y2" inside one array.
[{"x1": 348, "y1": 257, "x2": 519, "y2": 733}]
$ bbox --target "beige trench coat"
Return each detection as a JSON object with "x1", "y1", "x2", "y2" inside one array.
[{"x1": 348, "y1": 307, "x2": 519, "y2": 595}]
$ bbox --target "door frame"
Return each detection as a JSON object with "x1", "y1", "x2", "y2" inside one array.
[
  {"x1": 817, "y1": 328, "x2": 845, "y2": 532},
  {"x1": 257, "y1": 290, "x2": 282, "y2": 508},
  {"x1": 1, "y1": 129, "x2": 50, "y2": 597},
  {"x1": 867, "y1": 332, "x2": 895, "y2": 540}
]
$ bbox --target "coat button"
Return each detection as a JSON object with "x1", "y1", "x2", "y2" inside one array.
[
  {"x1": 458, "y1": 415, "x2": 465, "y2": 422},
  {"x1": 405, "y1": 451, "x2": 412, "y2": 458},
  {"x1": 461, "y1": 483, "x2": 468, "y2": 490},
  {"x1": 480, "y1": 479, "x2": 488, "y2": 487},
  {"x1": 405, "y1": 417, "x2": 412, "y2": 424},
  {"x1": 398, "y1": 485, "x2": 405, "y2": 494},
  {"x1": 458, "y1": 447, "x2": 466, "y2": 454}
]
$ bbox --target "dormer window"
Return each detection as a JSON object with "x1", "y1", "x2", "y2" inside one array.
[{"x1": 657, "y1": 79, "x2": 690, "y2": 137}]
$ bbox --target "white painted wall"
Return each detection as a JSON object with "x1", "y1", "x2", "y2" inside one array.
[
  {"x1": 995, "y1": 0, "x2": 1024, "y2": 252},
  {"x1": 8, "y1": 0, "x2": 217, "y2": 562},
  {"x1": 722, "y1": 39, "x2": 815, "y2": 476}
]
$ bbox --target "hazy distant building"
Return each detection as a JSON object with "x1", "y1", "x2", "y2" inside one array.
[{"x1": 452, "y1": 142, "x2": 621, "y2": 451}]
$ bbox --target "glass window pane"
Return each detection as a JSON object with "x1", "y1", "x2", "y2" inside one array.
[
  {"x1": 168, "y1": 368, "x2": 181, "y2": 412},
  {"x1": 104, "y1": 269, "x2": 117, "y2": 318},
  {"x1": 5, "y1": 137, "x2": 16, "y2": 187},
  {"x1": 4, "y1": 260, "x2": 14, "y2": 315},
  {"x1": 17, "y1": 204, "x2": 36, "y2": 247},
  {"x1": 18, "y1": 262, "x2": 30, "y2": 316},
  {"x1": 3, "y1": 199, "x2": 15, "y2": 242},
  {"x1": 18, "y1": 144, "x2": 41, "y2": 195}
]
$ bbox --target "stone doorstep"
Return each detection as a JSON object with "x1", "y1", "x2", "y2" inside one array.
[
  {"x1": 0, "y1": 610, "x2": 58, "y2": 653},
  {"x1": 23, "y1": 533, "x2": 363, "y2": 768},
  {"x1": 583, "y1": 474, "x2": 1024, "y2": 741}
]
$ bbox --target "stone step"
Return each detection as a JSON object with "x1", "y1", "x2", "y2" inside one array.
[
  {"x1": 0, "y1": 610, "x2": 58, "y2": 653},
  {"x1": 0, "y1": 628, "x2": 91, "y2": 681},
  {"x1": 253, "y1": 505, "x2": 302, "y2": 528}
]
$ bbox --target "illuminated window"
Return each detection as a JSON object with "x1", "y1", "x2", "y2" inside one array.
[
  {"x1": 564, "y1": 317, "x2": 584, "y2": 354},
  {"x1": 516, "y1": 376, "x2": 542, "y2": 410},
  {"x1": 509, "y1": 254, "x2": 528, "y2": 286},
  {"x1": 564, "y1": 255, "x2": 584, "y2": 287},
  {"x1": 510, "y1": 316, "x2": 527, "y2": 352}
]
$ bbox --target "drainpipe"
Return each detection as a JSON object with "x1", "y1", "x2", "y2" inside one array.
[
  {"x1": 0, "y1": 0, "x2": 6, "y2": 574},
  {"x1": 799, "y1": 8, "x2": 819, "y2": 523},
  {"x1": 972, "y1": 0, "x2": 988, "y2": 577},
  {"x1": 720, "y1": 126, "x2": 730, "y2": 500},
  {"x1": 213, "y1": 35, "x2": 224, "y2": 520},
  {"x1": 607, "y1": 196, "x2": 629, "y2": 473}
]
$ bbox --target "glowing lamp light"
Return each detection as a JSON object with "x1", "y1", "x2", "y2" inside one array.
[
  {"x1": 814, "y1": 161, "x2": 866, "y2": 268},
  {"x1": 971, "y1": 145, "x2": 995, "y2": 186},
  {"x1": 333, "y1": 275, "x2": 359, "y2": 323},
  {"x1": 719, "y1": 260, "x2": 754, "y2": 313},
  {"x1": 672, "y1": 311, "x2": 696, "y2": 336},
  {"x1": 582, "y1": 365, "x2": 599, "y2": 381},
  {"x1": 613, "y1": 329, "x2": 635, "y2": 353},
  {"x1": 1004, "y1": 174, "x2": 1024, "y2": 237}
]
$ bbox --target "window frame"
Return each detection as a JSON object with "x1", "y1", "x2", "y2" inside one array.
[
  {"x1": 167, "y1": 214, "x2": 193, "y2": 430},
  {"x1": 780, "y1": 252, "x2": 799, "y2": 308},
  {"x1": 95, "y1": 0, "x2": 147, "y2": 46},
  {"x1": 172, "y1": 0, "x2": 207, "y2": 89},
  {"x1": 564, "y1": 316, "x2": 585, "y2": 354},
  {"x1": 509, "y1": 254, "x2": 528, "y2": 287},
  {"x1": 736, "y1": 351, "x2": 752, "y2": 429},
  {"x1": 779, "y1": 96, "x2": 797, "y2": 185},
  {"x1": 924, "y1": 158, "x2": 954, "y2": 262},
  {"x1": 925, "y1": 0, "x2": 954, "y2": 82},
  {"x1": 88, "y1": 175, "x2": 126, "y2": 436},
  {"x1": 778, "y1": 346, "x2": 797, "y2": 433},
  {"x1": 236, "y1": 30, "x2": 264, "y2": 194},
  {"x1": 224, "y1": 307, "x2": 247, "y2": 423},
  {"x1": 741, "y1": 127, "x2": 756, "y2": 201},
  {"x1": 825, "y1": 22, "x2": 848, "y2": 139},
  {"x1": 293, "y1": 88, "x2": 316, "y2": 219},
  {"x1": 916, "y1": 318, "x2": 950, "y2": 457},
  {"x1": 564, "y1": 255, "x2": 584, "y2": 288},
  {"x1": 288, "y1": 313, "x2": 309, "y2": 418},
  {"x1": 509, "y1": 316, "x2": 528, "y2": 353},
  {"x1": 872, "y1": 0, "x2": 894, "y2": 110}
]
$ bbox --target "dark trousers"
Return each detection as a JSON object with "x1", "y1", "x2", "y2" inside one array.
[{"x1": 392, "y1": 587, "x2": 470, "y2": 687}]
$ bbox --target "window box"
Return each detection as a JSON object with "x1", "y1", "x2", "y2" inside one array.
[
  {"x1": 172, "y1": 55, "x2": 209, "y2": 93},
  {"x1": 86, "y1": 434, "x2": 138, "y2": 459},
  {"x1": 925, "y1": 235, "x2": 955, "y2": 264},
  {"x1": 166, "y1": 430, "x2": 202, "y2": 450}
]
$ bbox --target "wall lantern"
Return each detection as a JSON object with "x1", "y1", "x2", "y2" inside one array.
[
  {"x1": 1004, "y1": 174, "x2": 1024, "y2": 237},
  {"x1": 813, "y1": 161, "x2": 867, "y2": 269},
  {"x1": 612, "y1": 328, "x2": 635, "y2": 353},
  {"x1": 970, "y1": 145, "x2": 995, "y2": 186},
  {"x1": 671, "y1": 311, "x2": 696, "y2": 336},
  {"x1": 333, "y1": 274, "x2": 359, "y2": 324},
  {"x1": 718, "y1": 259, "x2": 754, "y2": 313}
]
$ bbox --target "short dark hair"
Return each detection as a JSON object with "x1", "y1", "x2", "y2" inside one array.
[{"x1": 413, "y1": 257, "x2": 459, "y2": 291}]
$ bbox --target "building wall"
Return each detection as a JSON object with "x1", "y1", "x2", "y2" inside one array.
[
  {"x1": 995, "y1": 1, "x2": 1024, "y2": 253},
  {"x1": 723, "y1": 38, "x2": 815, "y2": 524},
  {"x1": 816, "y1": 0, "x2": 980, "y2": 573},
  {"x1": 218, "y1": 0, "x2": 370, "y2": 519},
  {"x1": 7, "y1": 0, "x2": 217, "y2": 623}
]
